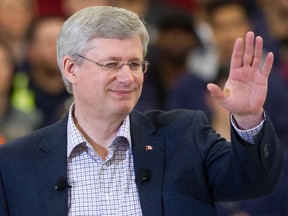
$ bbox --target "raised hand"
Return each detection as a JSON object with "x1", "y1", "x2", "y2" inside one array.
[{"x1": 207, "y1": 31, "x2": 274, "y2": 129}]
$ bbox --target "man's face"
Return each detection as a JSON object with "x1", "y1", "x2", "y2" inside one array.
[
  {"x1": 29, "y1": 18, "x2": 64, "y2": 71},
  {"x1": 0, "y1": 0, "x2": 34, "y2": 39},
  {"x1": 211, "y1": 4, "x2": 250, "y2": 64},
  {"x1": 69, "y1": 36, "x2": 145, "y2": 118}
]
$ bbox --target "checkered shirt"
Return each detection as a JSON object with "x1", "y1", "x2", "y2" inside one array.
[{"x1": 67, "y1": 107, "x2": 142, "y2": 216}]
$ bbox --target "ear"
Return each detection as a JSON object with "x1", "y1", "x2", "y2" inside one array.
[{"x1": 63, "y1": 55, "x2": 78, "y2": 84}]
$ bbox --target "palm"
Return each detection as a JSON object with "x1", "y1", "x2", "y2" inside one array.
[{"x1": 207, "y1": 32, "x2": 274, "y2": 116}]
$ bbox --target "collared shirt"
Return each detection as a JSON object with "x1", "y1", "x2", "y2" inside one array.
[
  {"x1": 67, "y1": 105, "x2": 264, "y2": 215},
  {"x1": 67, "y1": 106, "x2": 142, "y2": 216}
]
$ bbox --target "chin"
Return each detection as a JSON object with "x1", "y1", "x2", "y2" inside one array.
[{"x1": 113, "y1": 102, "x2": 134, "y2": 116}]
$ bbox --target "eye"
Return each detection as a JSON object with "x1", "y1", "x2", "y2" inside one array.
[
  {"x1": 129, "y1": 61, "x2": 141, "y2": 70},
  {"x1": 103, "y1": 62, "x2": 120, "y2": 70}
]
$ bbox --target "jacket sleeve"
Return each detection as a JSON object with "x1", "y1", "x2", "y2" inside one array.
[{"x1": 207, "y1": 114, "x2": 283, "y2": 201}]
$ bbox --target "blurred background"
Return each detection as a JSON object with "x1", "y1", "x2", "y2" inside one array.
[{"x1": 0, "y1": 0, "x2": 288, "y2": 215}]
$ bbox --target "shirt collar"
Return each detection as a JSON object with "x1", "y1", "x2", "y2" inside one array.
[{"x1": 67, "y1": 104, "x2": 131, "y2": 157}]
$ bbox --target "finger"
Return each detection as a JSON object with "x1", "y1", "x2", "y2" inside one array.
[
  {"x1": 207, "y1": 83, "x2": 225, "y2": 99},
  {"x1": 243, "y1": 31, "x2": 255, "y2": 66},
  {"x1": 230, "y1": 37, "x2": 244, "y2": 69},
  {"x1": 251, "y1": 36, "x2": 263, "y2": 70},
  {"x1": 261, "y1": 52, "x2": 274, "y2": 77}
]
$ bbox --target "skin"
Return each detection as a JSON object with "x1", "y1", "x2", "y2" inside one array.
[
  {"x1": 207, "y1": 31, "x2": 274, "y2": 129},
  {"x1": 63, "y1": 36, "x2": 144, "y2": 158},
  {"x1": 0, "y1": 0, "x2": 34, "y2": 39},
  {"x1": 0, "y1": 45, "x2": 13, "y2": 117}
]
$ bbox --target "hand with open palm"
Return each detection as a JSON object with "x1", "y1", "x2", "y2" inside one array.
[{"x1": 207, "y1": 32, "x2": 274, "y2": 129}]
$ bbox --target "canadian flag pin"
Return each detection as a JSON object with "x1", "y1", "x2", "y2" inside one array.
[{"x1": 145, "y1": 145, "x2": 153, "y2": 151}]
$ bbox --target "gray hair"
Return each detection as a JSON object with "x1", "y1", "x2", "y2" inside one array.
[{"x1": 57, "y1": 6, "x2": 150, "y2": 94}]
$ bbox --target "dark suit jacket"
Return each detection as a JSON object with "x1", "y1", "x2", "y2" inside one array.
[{"x1": 0, "y1": 109, "x2": 283, "y2": 216}]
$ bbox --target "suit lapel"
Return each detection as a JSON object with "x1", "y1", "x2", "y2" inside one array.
[
  {"x1": 130, "y1": 111, "x2": 165, "y2": 216},
  {"x1": 34, "y1": 117, "x2": 69, "y2": 215}
]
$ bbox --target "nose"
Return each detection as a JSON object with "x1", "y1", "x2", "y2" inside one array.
[{"x1": 116, "y1": 64, "x2": 135, "y2": 84}]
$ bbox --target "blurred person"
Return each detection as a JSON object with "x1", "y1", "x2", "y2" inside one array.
[
  {"x1": 257, "y1": 0, "x2": 288, "y2": 51},
  {"x1": 206, "y1": 0, "x2": 251, "y2": 76},
  {"x1": 0, "y1": 0, "x2": 36, "y2": 72},
  {"x1": 0, "y1": 43, "x2": 42, "y2": 143},
  {"x1": 26, "y1": 15, "x2": 71, "y2": 127},
  {"x1": 136, "y1": 11, "x2": 202, "y2": 111},
  {"x1": 173, "y1": 0, "x2": 219, "y2": 82},
  {"x1": 171, "y1": 0, "x2": 288, "y2": 156},
  {"x1": 255, "y1": 0, "x2": 288, "y2": 82},
  {"x1": 188, "y1": 0, "x2": 252, "y2": 82},
  {"x1": 0, "y1": 6, "x2": 283, "y2": 216},
  {"x1": 170, "y1": 0, "x2": 253, "y2": 117}
]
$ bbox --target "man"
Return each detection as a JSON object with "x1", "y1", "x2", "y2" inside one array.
[
  {"x1": 26, "y1": 15, "x2": 71, "y2": 127},
  {"x1": 0, "y1": 6, "x2": 283, "y2": 216}
]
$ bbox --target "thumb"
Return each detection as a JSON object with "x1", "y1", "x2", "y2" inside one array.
[{"x1": 207, "y1": 83, "x2": 226, "y2": 99}]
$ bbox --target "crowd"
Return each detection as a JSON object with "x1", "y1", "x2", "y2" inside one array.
[{"x1": 0, "y1": 0, "x2": 287, "y2": 215}]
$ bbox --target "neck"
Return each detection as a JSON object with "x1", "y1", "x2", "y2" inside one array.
[{"x1": 73, "y1": 107, "x2": 126, "y2": 159}]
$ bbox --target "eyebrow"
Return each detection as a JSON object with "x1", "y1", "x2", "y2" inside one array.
[{"x1": 99, "y1": 56, "x2": 143, "y2": 62}]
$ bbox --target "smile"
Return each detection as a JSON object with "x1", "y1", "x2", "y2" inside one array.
[{"x1": 110, "y1": 89, "x2": 133, "y2": 96}]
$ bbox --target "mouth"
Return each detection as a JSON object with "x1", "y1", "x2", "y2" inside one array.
[{"x1": 110, "y1": 89, "x2": 134, "y2": 97}]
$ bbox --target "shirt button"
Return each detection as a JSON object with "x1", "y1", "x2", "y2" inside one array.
[
  {"x1": 105, "y1": 193, "x2": 110, "y2": 200},
  {"x1": 101, "y1": 164, "x2": 108, "y2": 170}
]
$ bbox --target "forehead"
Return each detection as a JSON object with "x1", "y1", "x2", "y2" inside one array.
[
  {"x1": 34, "y1": 19, "x2": 64, "y2": 37},
  {"x1": 212, "y1": 4, "x2": 247, "y2": 20},
  {"x1": 85, "y1": 36, "x2": 144, "y2": 58}
]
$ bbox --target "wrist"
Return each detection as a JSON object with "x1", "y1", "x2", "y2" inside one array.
[{"x1": 232, "y1": 110, "x2": 264, "y2": 130}]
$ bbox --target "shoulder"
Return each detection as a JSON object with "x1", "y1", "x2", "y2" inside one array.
[
  {"x1": 0, "y1": 116, "x2": 68, "y2": 157},
  {"x1": 130, "y1": 109, "x2": 209, "y2": 129}
]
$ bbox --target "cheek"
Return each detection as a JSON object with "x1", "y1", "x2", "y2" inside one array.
[
  {"x1": 77, "y1": 73, "x2": 110, "y2": 98},
  {"x1": 78, "y1": 76, "x2": 98, "y2": 93}
]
